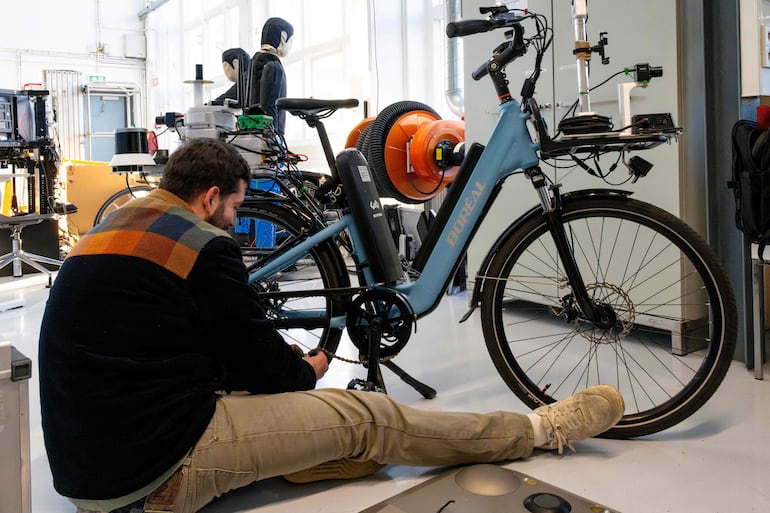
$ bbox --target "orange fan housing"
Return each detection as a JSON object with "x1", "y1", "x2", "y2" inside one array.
[
  {"x1": 382, "y1": 111, "x2": 464, "y2": 201},
  {"x1": 409, "y1": 119, "x2": 465, "y2": 182},
  {"x1": 344, "y1": 117, "x2": 375, "y2": 149}
]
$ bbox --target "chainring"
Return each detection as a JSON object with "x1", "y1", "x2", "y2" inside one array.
[{"x1": 346, "y1": 289, "x2": 415, "y2": 359}]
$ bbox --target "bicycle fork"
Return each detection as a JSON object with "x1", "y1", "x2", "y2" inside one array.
[{"x1": 526, "y1": 167, "x2": 616, "y2": 329}]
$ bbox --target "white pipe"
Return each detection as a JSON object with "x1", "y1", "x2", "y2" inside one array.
[
  {"x1": 138, "y1": 0, "x2": 172, "y2": 20},
  {"x1": 445, "y1": 0, "x2": 464, "y2": 117}
]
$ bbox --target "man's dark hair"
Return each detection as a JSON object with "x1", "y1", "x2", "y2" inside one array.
[{"x1": 159, "y1": 138, "x2": 250, "y2": 203}]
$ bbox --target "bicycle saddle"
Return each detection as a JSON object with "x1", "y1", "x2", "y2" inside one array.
[{"x1": 277, "y1": 98, "x2": 359, "y2": 117}]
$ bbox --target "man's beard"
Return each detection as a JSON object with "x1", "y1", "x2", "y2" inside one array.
[{"x1": 206, "y1": 202, "x2": 230, "y2": 230}]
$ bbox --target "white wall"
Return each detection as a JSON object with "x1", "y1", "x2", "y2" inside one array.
[
  {"x1": 0, "y1": 0, "x2": 149, "y2": 165},
  {"x1": 0, "y1": 0, "x2": 482, "y2": 165},
  {"x1": 144, "y1": 0, "x2": 185, "y2": 138},
  {"x1": 741, "y1": 0, "x2": 762, "y2": 96},
  {"x1": 143, "y1": 0, "x2": 451, "y2": 170},
  {"x1": 740, "y1": 0, "x2": 770, "y2": 96},
  {"x1": 369, "y1": 0, "x2": 456, "y2": 120},
  {"x1": 0, "y1": 0, "x2": 146, "y2": 96}
]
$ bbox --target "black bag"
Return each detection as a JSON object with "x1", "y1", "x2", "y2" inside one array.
[{"x1": 729, "y1": 119, "x2": 770, "y2": 260}]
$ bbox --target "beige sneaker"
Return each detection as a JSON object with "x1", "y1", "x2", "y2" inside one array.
[
  {"x1": 534, "y1": 384, "x2": 625, "y2": 454},
  {"x1": 283, "y1": 458, "x2": 385, "y2": 483}
]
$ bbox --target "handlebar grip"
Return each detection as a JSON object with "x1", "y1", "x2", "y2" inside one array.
[{"x1": 446, "y1": 19, "x2": 492, "y2": 38}]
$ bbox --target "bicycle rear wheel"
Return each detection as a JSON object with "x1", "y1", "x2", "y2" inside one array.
[
  {"x1": 235, "y1": 201, "x2": 350, "y2": 355},
  {"x1": 480, "y1": 195, "x2": 737, "y2": 438},
  {"x1": 93, "y1": 185, "x2": 153, "y2": 226}
]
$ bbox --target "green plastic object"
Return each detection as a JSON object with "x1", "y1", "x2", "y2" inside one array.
[{"x1": 238, "y1": 114, "x2": 274, "y2": 130}]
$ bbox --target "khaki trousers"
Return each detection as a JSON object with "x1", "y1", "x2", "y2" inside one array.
[{"x1": 145, "y1": 388, "x2": 535, "y2": 513}]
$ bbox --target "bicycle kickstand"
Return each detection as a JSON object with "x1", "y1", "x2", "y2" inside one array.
[
  {"x1": 346, "y1": 318, "x2": 437, "y2": 399},
  {"x1": 381, "y1": 360, "x2": 437, "y2": 399},
  {"x1": 347, "y1": 317, "x2": 387, "y2": 394}
]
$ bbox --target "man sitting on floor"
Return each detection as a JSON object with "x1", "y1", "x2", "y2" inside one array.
[{"x1": 38, "y1": 138, "x2": 625, "y2": 513}]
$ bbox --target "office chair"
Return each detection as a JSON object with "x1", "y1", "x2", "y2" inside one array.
[{"x1": 0, "y1": 212, "x2": 63, "y2": 287}]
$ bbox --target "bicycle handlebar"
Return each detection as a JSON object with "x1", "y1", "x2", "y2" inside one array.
[
  {"x1": 447, "y1": 9, "x2": 528, "y2": 38},
  {"x1": 446, "y1": 19, "x2": 493, "y2": 38}
]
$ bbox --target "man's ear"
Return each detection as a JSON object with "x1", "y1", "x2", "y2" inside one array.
[
  {"x1": 202, "y1": 186, "x2": 221, "y2": 213},
  {"x1": 189, "y1": 186, "x2": 221, "y2": 221}
]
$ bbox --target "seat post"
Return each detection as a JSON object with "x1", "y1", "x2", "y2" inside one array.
[{"x1": 307, "y1": 117, "x2": 338, "y2": 177}]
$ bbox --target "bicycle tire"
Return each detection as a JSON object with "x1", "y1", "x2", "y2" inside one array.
[
  {"x1": 93, "y1": 185, "x2": 154, "y2": 226},
  {"x1": 480, "y1": 195, "x2": 737, "y2": 439},
  {"x1": 235, "y1": 201, "x2": 350, "y2": 356}
]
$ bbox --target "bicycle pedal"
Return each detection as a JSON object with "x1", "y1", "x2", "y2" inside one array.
[
  {"x1": 347, "y1": 378, "x2": 386, "y2": 394},
  {"x1": 316, "y1": 176, "x2": 344, "y2": 207}
]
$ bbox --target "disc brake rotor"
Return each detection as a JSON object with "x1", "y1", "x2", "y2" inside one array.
[{"x1": 574, "y1": 282, "x2": 636, "y2": 344}]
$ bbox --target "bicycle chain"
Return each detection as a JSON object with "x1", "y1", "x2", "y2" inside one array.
[{"x1": 308, "y1": 346, "x2": 399, "y2": 365}]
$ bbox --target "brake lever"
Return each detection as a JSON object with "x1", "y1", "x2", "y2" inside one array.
[
  {"x1": 480, "y1": 5, "x2": 509, "y2": 15},
  {"x1": 472, "y1": 62, "x2": 489, "y2": 81},
  {"x1": 472, "y1": 41, "x2": 507, "y2": 80},
  {"x1": 472, "y1": 39, "x2": 521, "y2": 81}
]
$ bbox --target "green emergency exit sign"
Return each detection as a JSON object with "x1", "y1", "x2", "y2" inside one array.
[{"x1": 88, "y1": 74, "x2": 106, "y2": 82}]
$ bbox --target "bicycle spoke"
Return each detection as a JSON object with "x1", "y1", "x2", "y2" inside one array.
[
  {"x1": 237, "y1": 203, "x2": 348, "y2": 355},
  {"x1": 482, "y1": 196, "x2": 736, "y2": 438}
]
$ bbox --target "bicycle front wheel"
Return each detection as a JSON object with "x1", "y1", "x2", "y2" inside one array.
[
  {"x1": 235, "y1": 201, "x2": 350, "y2": 355},
  {"x1": 480, "y1": 195, "x2": 737, "y2": 438}
]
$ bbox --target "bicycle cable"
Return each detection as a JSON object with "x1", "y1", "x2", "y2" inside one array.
[
  {"x1": 552, "y1": 69, "x2": 630, "y2": 139},
  {"x1": 406, "y1": 166, "x2": 447, "y2": 196}
]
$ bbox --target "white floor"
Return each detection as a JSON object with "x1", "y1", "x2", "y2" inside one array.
[{"x1": 2, "y1": 272, "x2": 769, "y2": 513}]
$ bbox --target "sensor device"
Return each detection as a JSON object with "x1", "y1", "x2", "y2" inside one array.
[
  {"x1": 359, "y1": 464, "x2": 621, "y2": 513},
  {"x1": 631, "y1": 113, "x2": 678, "y2": 134}
]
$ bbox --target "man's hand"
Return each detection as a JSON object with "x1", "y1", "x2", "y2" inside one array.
[
  {"x1": 303, "y1": 351, "x2": 329, "y2": 379},
  {"x1": 290, "y1": 344, "x2": 329, "y2": 380}
]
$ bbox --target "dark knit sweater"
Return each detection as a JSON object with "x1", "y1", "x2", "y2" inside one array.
[
  {"x1": 38, "y1": 189, "x2": 316, "y2": 500},
  {"x1": 249, "y1": 51, "x2": 287, "y2": 135}
]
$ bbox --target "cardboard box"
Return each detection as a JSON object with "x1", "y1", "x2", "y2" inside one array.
[{"x1": 64, "y1": 161, "x2": 151, "y2": 235}]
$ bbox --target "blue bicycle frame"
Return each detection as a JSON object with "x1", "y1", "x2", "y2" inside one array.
[{"x1": 248, "y1": 98, "x2": 541, "y2": 329}]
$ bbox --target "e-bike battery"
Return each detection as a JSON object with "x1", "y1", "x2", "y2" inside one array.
[{"x1": 335, "y1": 149, "x2": 403, "y2": 283}]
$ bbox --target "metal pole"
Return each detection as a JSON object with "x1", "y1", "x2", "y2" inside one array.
[{"x1": 572, "y1": 0, "x2": 592, "y2": 114}]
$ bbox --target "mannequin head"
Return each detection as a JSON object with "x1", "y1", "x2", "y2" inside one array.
[
  {"x1": 221, "y1": 48, "x2": 251, "y2": 83},
  {"x1": 261, "y1": 17, "x2": 294, "y2": 58},
  {"x1": 222, "y1": 61, "x2": 237, "y2": 82}
]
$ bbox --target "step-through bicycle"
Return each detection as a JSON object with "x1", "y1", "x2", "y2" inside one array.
[{"x1": 232, "y1": 5, "x2": 738, "y2": 439}]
